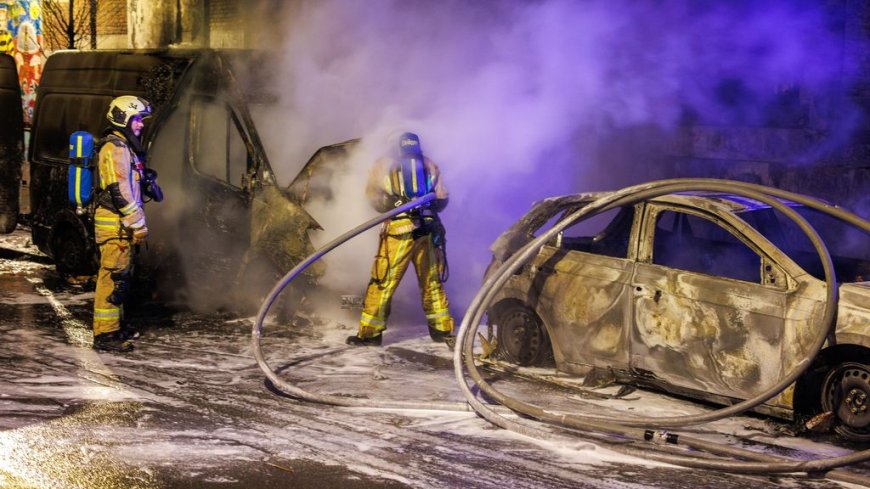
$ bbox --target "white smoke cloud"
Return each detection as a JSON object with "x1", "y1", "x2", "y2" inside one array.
[{"x1": 250, "y1": 0, "x2": 854, "y2": 318}]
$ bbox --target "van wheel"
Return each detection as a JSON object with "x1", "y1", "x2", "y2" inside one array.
[
  {"x1": 52, "y1": 227, "x2": 94, "y2": 277},
  {"x1": 494, "y1": 304, "x2": 552, "y2": 367},
  {"x1": 821, "y1": 362, "x2": 870, "y2": 442}
]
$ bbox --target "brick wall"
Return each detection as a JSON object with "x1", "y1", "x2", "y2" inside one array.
[
  {"x1": 207, "y1": 0, "x2": 245, "y2": 48},
  {"x1": 95, "y1": 0, "x2": 127, "y2": 48},
  {"x1": 98, "y1": 0, "x2": 127, "y2": 35},
  {"x1": 43, "y1": 0, "x2": 275, "y2": 51},
  {"x1": 42, "y1": 0, "x2": 127, "y2": 51},
  {"x1": 207, "y1": 0, "x2": 238, "y2": 29}
]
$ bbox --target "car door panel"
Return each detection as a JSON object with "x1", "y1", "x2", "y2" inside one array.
[
  {"x1": 631, "y1": 262, "x2": 788, "y2": 399},
  {"x1": 630, "y1": 204, "x2": 823, "y2": 406},
  {"x1": 533, "y1": 245, "x2": 633, "y2": 373}
]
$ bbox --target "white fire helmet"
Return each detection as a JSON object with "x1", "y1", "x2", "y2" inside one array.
[{"x1": 106, "y1": 95, "x2": 153, "y2": 128}]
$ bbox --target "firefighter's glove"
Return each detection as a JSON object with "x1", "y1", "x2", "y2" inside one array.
[
  {"x1": 141, "y1": 168, "x2": 164, "y2": 202},
  {"x1": 132, "y1": 225, "x2": 149, "y2": 244},
  {"x1": 121, "y1": 208, "x2": 146, "y2": 229}
]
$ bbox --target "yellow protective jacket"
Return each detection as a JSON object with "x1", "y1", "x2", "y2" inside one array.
[
  {"x1": 365, "y1": 156, "x2": 449, "y2": 235},
  {"x1": 97, "y1": 132, "x2": 146, "y2": 232}
]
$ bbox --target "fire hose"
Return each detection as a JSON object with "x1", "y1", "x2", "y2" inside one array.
[
  {"x1": 252, "y1": 179, "x2": 870, "y2": 484},
  {"x1": 252, "y1": 193, "x2": 470, "y2": 412}
]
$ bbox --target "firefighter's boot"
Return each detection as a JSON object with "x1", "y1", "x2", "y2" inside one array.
[
  {"x1": 120, "y1": 323, "x2": 141, "y2": 340},
  {"x1": 94, "y1": 330, "x2": 134, "y2": 353},
  {"x1": 346, "y1": 326, "x2": 383, "y2": 346}
]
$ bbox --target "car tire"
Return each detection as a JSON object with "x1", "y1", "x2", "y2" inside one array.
[
  {"x1": 52, "y1": 226, "x2": 96, "y2": 277},
  {"x1": 821, "y1": 361, "x2": 870, "y2": 442},
  {"x1": 494, "y1": 303, "x2": 552, "y2": 367}
]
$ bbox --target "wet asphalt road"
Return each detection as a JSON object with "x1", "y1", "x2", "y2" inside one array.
[{"x1": 0, "y1": 227, "x2": 865, "y2": 489}]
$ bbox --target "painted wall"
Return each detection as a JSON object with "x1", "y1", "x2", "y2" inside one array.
[{"x1": 0, "y1": 0, "x2": 44, "y2": 126}]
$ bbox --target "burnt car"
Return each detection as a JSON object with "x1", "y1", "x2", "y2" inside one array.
[{"x1": 484, "y1": 191, "x2": 870, "y2": 440}]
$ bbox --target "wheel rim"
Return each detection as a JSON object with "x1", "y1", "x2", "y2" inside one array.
[
  {"x1": 822, "y1": 362, "x2": 870, "y2": 441},
  {"x1": 498, "y1": 308, "x2": 545, "y2": 366}
]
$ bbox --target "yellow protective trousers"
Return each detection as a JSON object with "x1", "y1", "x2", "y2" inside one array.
[
  {"x1": 92, "y1": 208, "x2": 133, "y2": 336},
  {"x1": 359, "y1": 228, "x2": 454, "y2": 336}
]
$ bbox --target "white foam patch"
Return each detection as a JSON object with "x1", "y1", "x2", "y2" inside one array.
[{"x1": 1, "y1": 227, "x2": 863, "y2": 487}]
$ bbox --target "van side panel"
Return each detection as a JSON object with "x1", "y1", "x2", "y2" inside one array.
[
  {"x1": 28, "y1": 51, "x2": 180, "y2": 268},
  {"x1": 0, "y1": 54, "x2": 23, "y2": 234},
  {"x1": 36, "y1": 51, "x2": 165, "y2": 93}
]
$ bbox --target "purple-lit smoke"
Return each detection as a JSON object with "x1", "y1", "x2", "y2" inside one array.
[{"x1": 253, "y1": 0, "x2": 859, "y2": 319}]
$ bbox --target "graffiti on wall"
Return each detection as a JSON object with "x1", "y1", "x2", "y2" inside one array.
[{"x1": 1, "y1": 0, "x2": 44, "y2": 126}]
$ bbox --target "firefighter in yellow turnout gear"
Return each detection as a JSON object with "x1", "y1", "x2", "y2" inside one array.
[
  {"x1": 348, "y1": 132, "x2": 454, "y2": 346},
  {"x1": 92, "y1": 96, "x2": 154, "y2": 353}
]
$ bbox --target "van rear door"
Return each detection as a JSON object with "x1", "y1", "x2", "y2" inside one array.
[{"x1": 0, "y1": 54, "x2": 23, "y2": 233}]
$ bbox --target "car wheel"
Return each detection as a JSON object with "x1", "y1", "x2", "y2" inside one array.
[
  {"x1": 52, "y1": 226, "x2": 95, "y2": 277},
  {"x1": 494, "y1": 304, "x2": 552, "y2": 367},
  {"x1": 821, "y1": 362, "x2": 870, "y2": 442}
]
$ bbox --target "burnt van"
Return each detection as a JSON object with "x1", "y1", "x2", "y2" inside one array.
[
  {"x1": 27, "y1": 49, "x2": 329, "y2": 313},
  {"x1": 0, "y1": 53, "x2": 23, "y2": 234}
]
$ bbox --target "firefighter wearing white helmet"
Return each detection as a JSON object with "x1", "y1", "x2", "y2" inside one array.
[
  {"x1": 107, "y1": 95, "x2": 152, "y2": 128},
  {"x1": 92, "y1": 95, "x2": 155, "y2": 353}
]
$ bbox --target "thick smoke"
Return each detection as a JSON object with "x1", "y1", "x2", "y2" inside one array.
[{"x1": 253, "y1": 0, "x2": 859, "y2": 318}]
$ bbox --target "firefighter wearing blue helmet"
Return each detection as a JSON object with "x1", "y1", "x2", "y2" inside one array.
[{"x1": 348, "y1": 132, "x2": 455, "y2": 346}]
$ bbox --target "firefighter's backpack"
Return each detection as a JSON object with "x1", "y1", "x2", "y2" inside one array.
[
  {"x1": 68, "y1": 131, "x2": 97, "y2": 211},
  {"x1": 393, "y1": 155, "x2": 432, "y2": 199}
]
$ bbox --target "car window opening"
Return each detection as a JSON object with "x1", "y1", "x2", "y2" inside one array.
[
  {"x1": 740, "y1": 206, "x2": 870, "y2": 283},
  {"x1": 540, "y1": 205, "x2": 635, "y2": 259},
  {"x1": 653, "y1": 209, "x2": 761, "y2": 283}
]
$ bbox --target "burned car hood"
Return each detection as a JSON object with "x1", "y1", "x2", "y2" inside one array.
[{"x1": 490, "y1": 193, "x2": 606, "y2": 261}]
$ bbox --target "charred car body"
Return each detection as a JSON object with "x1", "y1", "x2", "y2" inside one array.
[
  {"x1": 23, "y1": 49, "x2": 326, "y2": 312},
  {"x1": 485, "y1": 190, "x2": 870, "y2": 440}
]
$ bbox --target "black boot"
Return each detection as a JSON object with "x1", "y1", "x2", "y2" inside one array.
[
  {"x1": 94, "y1": 331, "x2": 134, "y2": 353},
  {"x1": 428, "y1": 326, "x2": 455, "y2": 343},
  {"x1": 346, "y1": 334, "x2": 383, "y2": 346},
  {"x1": 120, "y1": 324, "x2": 140, "y2": 340}
]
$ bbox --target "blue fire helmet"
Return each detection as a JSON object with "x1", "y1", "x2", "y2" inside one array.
[{"x1": 399, "y1": 132, "x2": 423, "y2": 157}]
